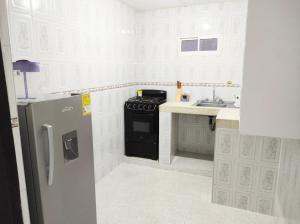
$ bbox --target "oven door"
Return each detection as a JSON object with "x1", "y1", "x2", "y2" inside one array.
[{"x1": 125, "y1": 109, "x2": 158, "y2": 142}]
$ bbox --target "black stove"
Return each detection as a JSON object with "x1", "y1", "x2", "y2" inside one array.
[
  {"x1": 124, "y1": 90, "x2": 167, "y2": 160},
  {"x1": 126, "y1": 97, "x2": 164, "y2": 111}
]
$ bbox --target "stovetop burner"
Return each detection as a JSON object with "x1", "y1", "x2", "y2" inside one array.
[
  {"x1": 127, "y1": 96, "x2": 165, "y2": 104},
  {"x1": 125, "y1": 90, "x2": 167, "y2": 112}
]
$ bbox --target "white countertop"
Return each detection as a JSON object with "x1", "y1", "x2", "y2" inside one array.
[{"x1": 159, "y1": 102, "x2": 240, "y2": 129}]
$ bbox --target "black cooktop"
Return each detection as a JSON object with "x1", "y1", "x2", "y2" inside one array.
[
  {"x1": 127, "y1": 96, "x2": 166, "y2": 105},
  {"x1": 125, "y1": 90, "x2": 167, "y2": 112}
]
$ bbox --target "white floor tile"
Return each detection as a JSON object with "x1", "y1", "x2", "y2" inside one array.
[
  {"x1": 96, "y1": 163, "x2": 277, "y2": 224},
  {"x1": 122, "y1": 154, "x2": 213, "y2": 177}
]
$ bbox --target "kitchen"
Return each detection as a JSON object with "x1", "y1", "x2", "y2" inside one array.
[{"x1": 0, "y1": 0, "x2": 299, "y2": 224}]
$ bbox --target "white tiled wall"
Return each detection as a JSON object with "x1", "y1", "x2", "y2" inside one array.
[
  {"x1": 5, "y1": 1, "x2": 300, "y2": 222},
  {"x1": 136, "y1": 84, "x2": 242, "y2": 103},
  {"x1": 7, "y1": 0, "x2": 137, "y2": 181},
  {"x1": 9, "y1": 0, "x2": 137, "y2": 97},
  {"x1": 135, "y1": 0, "x2": 248, "y2": 101},
  {"x1": 213, "y1": 128, "x2": 283, "y2": 215},
  {"x1": 274, "y1": 139, "x2": 300, "y2": 224},
  {"x1": 1, "y1": 0, "x2": 31, "y2": 223},
  {"x1": 91, "y1": 87, "x2": 136, "y2": 182},
  {"x1": 7, "y1": 0, "x2": 249, "y2": 186}
]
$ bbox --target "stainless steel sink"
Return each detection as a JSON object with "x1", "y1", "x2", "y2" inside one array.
[
  {"x1": 194, "y1": 85, "x2": 238, "y2": 108},
  {"x1": 194, "y1": 100, "x2": 227, "y2": 108}
]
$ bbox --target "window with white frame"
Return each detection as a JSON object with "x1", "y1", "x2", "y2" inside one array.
[
  {"x1": 199, "y1": 38, "x2": 218, "y2": 51},
  {"x1": 179, "y1": 36, "x2": 219, "y2": 55},
  {"x1": 181, "y1": 38, "x2": 199, "y2": 52}
]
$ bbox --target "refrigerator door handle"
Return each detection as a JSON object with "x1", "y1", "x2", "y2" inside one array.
[{"x1": 43, "y1": 124, "x2": 54, "y2": 186}]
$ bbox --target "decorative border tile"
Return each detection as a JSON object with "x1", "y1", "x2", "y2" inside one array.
[
  {"x1": 258, "y1": 167, "x2": 277, "y2": 194},
  {"x1": 213, "y1": 187, "x2": 232, "y2": 206},
  {"x1": 238, "y1": 135, "x2": 256, "y2": 161},
  {"x1": 236, "y1": 163, "x2": 255, "y2": 191},
  {"x1": 256, "y1": 196, "x2": 274, "y2": 215},
  {"x1": 50, "y1": 81, "x2": 240, "y2": 95},
  {"x1": 234, "y1": 192, "x2": 252, "y2": 210},
  {"x1": 215, "y1": 128, "x2": 237, "y2": 157},
  {"x1": 51, "y1": 82, "x2": 136, "y2": 95},
  {"x1": 260, "y1": 137, "x2": 281, "y2": 163},
  {"x1": 215, "y1": 159, "x2": 233, "y2": 186},
  {"x1": 138, "y1": 81, "x2": 241, "y2": 88}
]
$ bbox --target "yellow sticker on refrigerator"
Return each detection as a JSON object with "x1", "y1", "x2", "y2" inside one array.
[{"x1": 82, "y1": 93, "x2": 92, "y2": 116}]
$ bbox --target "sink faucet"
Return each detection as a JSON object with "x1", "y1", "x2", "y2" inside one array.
[{"x1": 212, "y1": 85, "x2": 216, "y2": 101}]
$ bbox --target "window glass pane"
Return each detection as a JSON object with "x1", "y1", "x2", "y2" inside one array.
[
  {"x1": 181, "y1": 39, "x2": 199, "y2": 52},
  {"x1": 200, "y1": 38, "x2": 218, "y2": 51}
]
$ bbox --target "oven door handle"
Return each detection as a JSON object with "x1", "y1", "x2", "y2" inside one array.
[{"x1": 132, "y1": 112, "x2": 155, "y2": 115}]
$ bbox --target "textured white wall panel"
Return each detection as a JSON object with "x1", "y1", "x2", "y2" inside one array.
[
  {"x1": 7, "y1": 0, "x2": 137, "y2": 181},
  {"x1": 135, "y1": 1, "x2": 248, "y2": 101},
  {"x1": 274, "y1": 139, "x2": 300, "y2": 224},
  {"x1": 213, "y1": 128, "x2": 284, "y2": 216}
]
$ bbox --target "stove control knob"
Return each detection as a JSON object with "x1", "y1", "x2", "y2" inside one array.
[
  {"x1": 138, "y1": 104, "x2": 143, "y2": 110},
  {"x1": 143, "y1": 105, "x2": 148, "y2": 110},
  {"x1": 127, "y1": 104, "x2": 132, "y2": 109},
  {"x1": 148, "y1": 105, "x2": 153, "y2": 110},
  {"x1": 132, "y1": 104, "x2": 137, "y2": 110}
]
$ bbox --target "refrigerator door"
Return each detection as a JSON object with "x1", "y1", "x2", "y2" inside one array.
[{"x1": 25, "y1": 96, "x2": 97, "y2": 224}]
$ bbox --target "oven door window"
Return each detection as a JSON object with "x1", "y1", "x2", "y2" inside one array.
[
  {"x1": 133, "y1": 121, "x2": 150, "y2": 133},
  {"x1": 125, "y1": 111, "x2": 157, "y2": 139}
]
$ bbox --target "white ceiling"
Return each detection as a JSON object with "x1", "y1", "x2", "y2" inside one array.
[{"x1": 121, "y1": 0, "x2": 235, "y2": 11}]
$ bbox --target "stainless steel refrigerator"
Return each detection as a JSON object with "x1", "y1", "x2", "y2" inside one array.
[{"x1": 18, "y1": 95, "x2": 97, "y2": 224}]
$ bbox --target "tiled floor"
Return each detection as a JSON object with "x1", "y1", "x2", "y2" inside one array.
[
  {"x1": 122, "y1": 154, "x2": 213, "y2": 177},
  {"x1": 96, "y1": 163, "x2": 277, "y2": 224}
]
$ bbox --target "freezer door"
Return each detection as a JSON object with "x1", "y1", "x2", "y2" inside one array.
[{"x1": 26, "y1": 96, "x2": 97, "y2": 224}]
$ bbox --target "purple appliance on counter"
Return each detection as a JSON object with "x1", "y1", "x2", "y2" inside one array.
[{"x1": 13, "y1": 60, "x2": 40, "y2": 99}]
